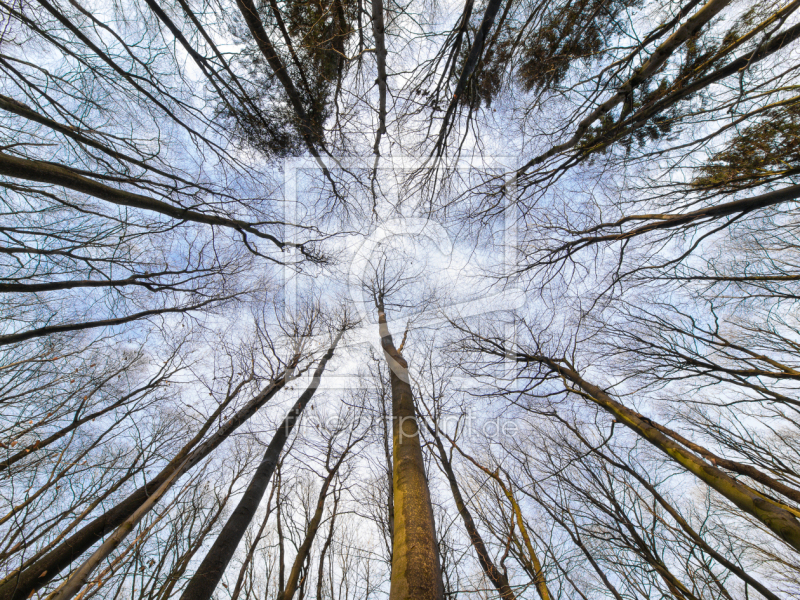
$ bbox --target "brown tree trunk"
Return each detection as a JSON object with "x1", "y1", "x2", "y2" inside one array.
[
  {"x1": 229, "y1": 481, "x2": 277, "y2": 600},
  {"x1": 315, "y1": 491, "x2": 339, "y2": 600},
  {"x1": 532, "y1": 356, "x2": 800, "y2": 552},
  {"x1": 0, "y1": 359, "x2": 298, "y2": 600},
  {"x1": 376, "y1": 300, "x2": 443, "y2": 600},
  {"x1": 558, "y1": 420, "x2": 782, "y2": 600},
  {"x1": 277, "y1": 461, "x2": 346, "y2": 600},
  {"x1": 178, "y1": 329, "x2": 344, "y2": 600},
  {"x1": 424, "y1": 419, "x2": 516, "y2": 599},
  {"x1": 453, "y1": 446, "x2": 550, "y2": 600}
]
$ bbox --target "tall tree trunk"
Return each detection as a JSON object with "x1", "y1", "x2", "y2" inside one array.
[
  {"x1": 277, "y1": 459, "x2": 346, "y2": 600},
  {"x1": 178, "y1": 330, "x2": 344, "y2": 600},
  {"x1": 424, "y1": 420, "x2": 516, "y2": 600},
  {"x1": 504, "y1": 485, "x2": 550, "y2": 600},
  {"x1": 518, "y1": 0, "x2": 733, "y2": 173},
  {"x1": 44, "y1": 455, "x2": 191, "y2": 600},
  {"x1": 315, "y1": 491, "x2": 339, "y2": 600},
  {"x1": 0, "y1": 359, "x2": 299, "y2": 600},
  {"x1": 530, "y1": 355, "x2": 800, "y2": 552},
  {"x1": 376, "y1": 300, "x2": 444, "y2": 600},
  {"x1": 563, "y1": 422, "x2": 782, "y2": 600},
  {"x1": 451, "y1": 442, "x2": 550, "y2": 600}
]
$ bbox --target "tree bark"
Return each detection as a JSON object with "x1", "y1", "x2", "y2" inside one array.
[
  {"x1": 0, "y1": 359, "x2": 298, "y2": 600},
  {"x1": 0, "y1": 151, "x2": 288, "y2": 251},
  {"x1": 450, "y1": 441, "x2": 550, "y2": 600},
  {"x1": 425, "y1": 420, "x2": 516, "y2": 599},
  {"x1": 600, "y1": 450, "x2": 782, "y2": 600},
  {"x1": 434, "y1": 0, "x2": 504, "y2": 154},
  {"x1": 527, "y1": 355, "x2": 800, "y2": 552},
  {"x1": 229, "y1": 481, "x2": 277, "y2": 600},
  {"x1": 376, "y1": 302, "x2": 444, "y2": 600},
  {"x1": 43, "y1": 456, "x2": 191, "y2": 600},
  {"x1": 178, "y1": 330, "x2": 344, "y2": 600},
  {"x1": 277, "y1": 465, "x2": 344, "y2": 600},
  {"x1": 518, "y1": 0, "x2": 733, "y2": 173}
]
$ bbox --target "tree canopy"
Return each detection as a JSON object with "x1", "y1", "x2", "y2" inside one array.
[{"x1": 2, "y1": 0, "x2": 800, "y2": 598}]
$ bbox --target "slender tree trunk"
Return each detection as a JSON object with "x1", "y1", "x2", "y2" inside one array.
[
  {"x1": 178, "y1": 330, "x2": 344, "y2": 600},
  {"x1": 378, "y1": 369, "x2": 395, "y2": 555},
  {"x1": 315, "y1": 491, "x2": 338, "y2": 600},
  {"x1": 425, "y1": 420, "x2": 516, "y2": 599},
  {"x1": 0, "y1": 151, "x2": 288, "y2": 250},
  {"x1": 44, "y1": 456, "x2": 191, "y2": 600},
  {"x1": 0, "y1": 360, "x2": 298, "y2": 600},
  {"x1": 369, "y1": 0, "x2": 387, "y2": 152},
  {"x1": 446, "y1": 438, "x2": 550, "y2": 599},
  {"x1": 376, "y1": 301, "x2": 443, "y2": 600},
  {"x1": 518, "y1": 0, "x2": 733, "y2": 173},
  {"x1": 277, "y1": 471, "x2": 286, "y2": 594},
  {"x1": 564, "y1": 425, "x2": 783, "y2": 600},
  {"x1": 504, "y1": 485, "x2": 550, "y2": 600},
  {"x1": 434, "y1": 0, "x2": 504, "y2": 153},
  {"x1": 531, "y1": 355, "x2": 800, "y2": 552},
  {"x1": 277, "y1": 462, "x2": 345, "y2": 600},
  {"x1": 230, "y1": 482, "x2": 277, "y2": 600}
]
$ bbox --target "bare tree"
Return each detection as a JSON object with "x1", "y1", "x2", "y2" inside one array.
[
  {"x1": 4, "y1": 0, "x2": 800, "y2": 597},
  {"x1": 362, "y1": 260, "x2": 444, "y2": 600},
  {"x1": 178, "y1": 309, "x2": 353, "y2": 600}
]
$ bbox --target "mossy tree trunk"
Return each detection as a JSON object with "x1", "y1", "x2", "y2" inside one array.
[{"x1": 376, "y1": 298, "x2": 444, "y2": 600}]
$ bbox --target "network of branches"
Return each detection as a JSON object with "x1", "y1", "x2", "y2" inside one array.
[{"x1": 1, "y1": 0, "x2": 800, "y2": 598}]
